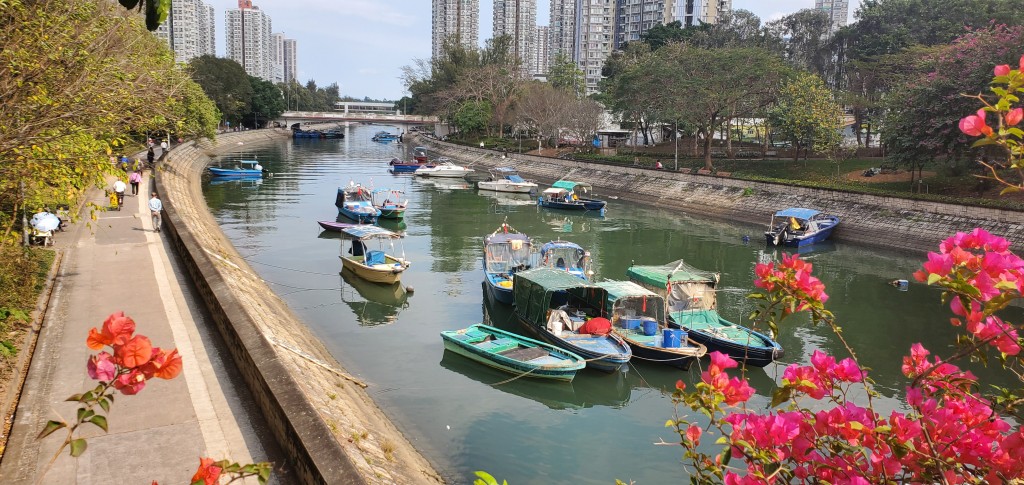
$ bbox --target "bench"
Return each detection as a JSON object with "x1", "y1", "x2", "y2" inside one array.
[
  {"x1": 697, "y1": 169, "x2": 712, "y2": 176},
  {"x1": 715, "y1": 171, "x2": 731, "y2": 177}
]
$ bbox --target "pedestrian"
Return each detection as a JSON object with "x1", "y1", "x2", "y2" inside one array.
[
  {"x1": 148, "y1": 192, "x2": 163, "y2": 233},
  {"x1": 129, "y1": 170, "x2": 142, "y2": 196},
  {"x1": 132, "y1": 158, "x2": 142, "y2": 172},
  {"x1": 147, "y1": 147, "x2": 155, "y2": 166},
  {"x1": 112, "y1": 178, "x2": 126, "y2": 207},
  {"x1": 119, "y1": 155, "x2": 129, "y2": 173}
]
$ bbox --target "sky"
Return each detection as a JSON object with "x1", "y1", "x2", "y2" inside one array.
[{"x1": 214, "y1": 0, "x2": 861, "y2": 101}]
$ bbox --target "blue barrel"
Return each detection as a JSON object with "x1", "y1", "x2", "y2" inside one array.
[
  {"x1": 641, "y1": 318, "x2": 658, "y2": 336},
  {"x1": 622, "y1": 317, "x2": 641, "y2": 330}
]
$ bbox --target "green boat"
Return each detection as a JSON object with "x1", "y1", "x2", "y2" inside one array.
[
  {"x1": 626, "y1": 260, "x2": 783, "y2": 367},
  {"x1": 440, "y1": 324, "x2": 586, "y2": 381}
]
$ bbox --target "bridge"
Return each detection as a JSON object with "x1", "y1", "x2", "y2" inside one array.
[{"x1": 277, "y1": 110, "x2": 438, "y2": 127}]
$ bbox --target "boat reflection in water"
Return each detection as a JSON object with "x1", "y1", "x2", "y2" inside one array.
[
  {"x1": 416, "y1": 177, "x2": 471, "y2": 191},
  {"x1": 538, "y1": 211, "x2": 599, "y2": 233},
  {"x1": 338, "y1": 267, "x2": 410, "y2": 327},
  {"x1": 207, "y1": 175, "x2": 263, "y2": 188},
  {"x1": 478, "y1": 190, "x2": 536, "y2": 206}
]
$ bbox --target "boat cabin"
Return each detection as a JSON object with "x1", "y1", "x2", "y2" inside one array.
[
  {"x1": 626, "y1": 261, "x2": 720, "y2": 314},
  {"x1": 538, "y1": 241, "x2": 592, "y2": 279},
  {"x1": 484, "y1": 232, "x2": 533, "y2": 276},
  {"x1": 551, "y1": 180, "x2": 595, "y2": 198},
  {"x1": 595, "y1": 280, "x2": 667, "y2": 325},
  {"x1": 491, "y1": 167, "x2": 527, "y2": 183}
]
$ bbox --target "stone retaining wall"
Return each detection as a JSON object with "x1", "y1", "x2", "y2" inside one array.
[
  {"x1": 419, "y1": 137, "x2": 1024, "y2": 254},
  {"x1": 157, "y1": 130, "x2": 443, "y2": 485}
]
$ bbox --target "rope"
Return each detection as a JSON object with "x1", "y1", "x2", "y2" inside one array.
[{"x1": 244, "y1": 257, "x2": 340, "y2": 276}]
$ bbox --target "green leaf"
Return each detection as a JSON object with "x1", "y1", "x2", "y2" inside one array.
[
  {"x1": 259, "y1": 467, "x2": 271, "y2": 484},
  {"x1": 88, "y1": 415, "x2": 108, "y2": 432},
  {"x1": 69, "y1": 438, "x2": 87, "y2": 457},
  {"x1": 926, "y1": 273, "x2": 942, "y2": 285},
  {"x1": 76, "y1": 408, "x2": 94, "y2": 423},
  {"x1": 665, "y1": 419, "x2": 676, "y2": 428},
  {"x1": 65, "y1": 394, "x2": 83, "y2": 402},
  {"x1": 98, "y1": 397, "x2": 110, "y2": 413},
  {"x1": 770, "y1": 387, "x2": 792, "y2": 408},
  {"x1": 971, "y1": 138, "x2": 998, "y2": 148},
  {"x1": 37, "y1": 420, "x2": 66, "y2": 439},
  {"x1": 720, "y1": 445, "x2": 732, "y2": 466},
  {"x1": 999, "y1": 185, "x2": 1021, "y2": 195},
  {"x1": 473, "y1": 471, "x2": 501, "y2": 485}
]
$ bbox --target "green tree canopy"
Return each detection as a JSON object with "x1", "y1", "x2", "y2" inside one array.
[
  {"x1": 189, "y1": 55, "x2": 252, "y2": 125},
  {"x1": 768, "y1": 72, "x2": 843, "y2": 161},
  {"x1": 547, "y1": 53, "x2": 585, "y2": 97},
  {"x1": 244, "y1": 76, "x2": 286, "y2": 128}
]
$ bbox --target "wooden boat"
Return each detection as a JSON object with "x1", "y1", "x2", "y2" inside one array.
[
  {"x1": 512, "y1": 268, "x2": 632, "y2": 372},
  {"x1": 595, "y1": 280, "x2": 707, "y2": 370},
  {"x1": 477, "y1": 167, "x2": 538, "y2": 193},
  {"x1": 627, "y1": 260, "x2": 783, "y2": 367},
  {"x1": 209, "y1": 160, "x2": 264, "y2": 177},
  {"x1": 537, "y1": 240, "x2": 592, "y2": 281},
  {"x1": 338, "y1": 225, "x2": 410, "y2": 284},
  {"x1": 764, "y1": 208, "x2": 840, "y2": 247},
  {"x1": 538, "y1": 181, "x2": 606, "y2": 214},
  {"x1": 483, "y1": 222, "x2": 534, "y2": 305},
  {"x1": 414, "y1": 161, "x2": 473, "y2": 178},
  {"x1": 369, "y1": 188, "x2": 407, "y2": 219},
  {"x1": 317, "y1": 220, "x2": 360, "y2": 232},
  {"x1": 441, "y1": 324, "x2": 586, "y2": 382},
  {"x1": 389, "y1": 158, "x2": 433, "y2": 173},
  {"x1": 335, "y1": 181, "x2": 381, "y2": 223}
]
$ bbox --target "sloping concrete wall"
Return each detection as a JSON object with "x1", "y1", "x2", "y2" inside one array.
[
  {"x1": 157, "y1": 130, "x2": 443, "y2": 485},
  {"x1": 420, "y1": 138, "x2": 1024, "y2": 254}
]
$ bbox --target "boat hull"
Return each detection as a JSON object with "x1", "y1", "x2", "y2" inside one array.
[
  {"x1": 209, "y1": 168, "x2": 262, "y2": 177},
  {"x1": 317, "y1": 220, "x2": 359, "y2": 232},
  {"x1": 390, "y1": 163, "x2": 431, "y2": 173},
  {"x1": 339, "y1": 208, "x2": 378, "y2": 223},
  {"x1": 417, "y1": 170, "x2": 471, "y2": 178},
  {"x1": 484, "y1": 275, "x2": 515, "y2": 305},
  {"x1": 538, "y1": 198, "x2": 606, "y2": 212},
  {"x1": 441, "y1": 325, "x2": 584, "y2": 381},
  {"x1": 478, "y1": 181, "x2": 537, "y2": 193},
  {"x1": 667, "y1": 311, "x2": 782, "y2": 367},
  {"x1": 340, "y1": 256, "x2": 407, "y2": 284},
  {"x1": 516, "y1": 316, "x2": 631, "y2": 372},
  {"x1": 615, "y1": 330, "x2": 705, "y2": 370},
  {"x1": 378, "y1": 207, "x2": 406, "y2": 219},
  {"x1": 765, "y1": 224, "x2": 837, "y2": 247}
]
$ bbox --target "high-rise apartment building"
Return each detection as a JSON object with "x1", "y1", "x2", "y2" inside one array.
[
  {"x1": 615, "y1": 0, "x2": 665, "y2": 48},
  {"x1": 432, "y1": 0, "x2": 480, "y2": 60},
  {"x1": 815, "y1": 0, "x2": 848, "y2": 32},
  {"x1": 271, "y1": 33, "x2": 285, "y2": 83},
  {"x1": 153, "y1": 0, "x2": 216, "y2": 63},
  {"x1": 533, "y1": 25, "x2": 550, "y2": 75},
  {"x1": 575, "y1": 0, "x2": 615, "y2": 95},
  {"x1": 283, "y1": 38, "x2": 298, "y2": 84},
  {"x1": 664, "y1": 0, "x2": 731, "y2": 28},
  {"x1": 549, "y1": 0, "x2": 576, "y2": 64},
  {"x1": 493, "y1": 0, "x2": 537, "y2": 73},
  {"x1": 225, "y1": 0, "x2": 274, "y2": 81}
]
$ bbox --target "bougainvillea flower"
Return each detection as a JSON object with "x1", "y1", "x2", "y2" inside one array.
[
  {"x1": 114, "y1": 335, "x2": 153, "y2": 369},
  {"x1": 112, "y1": 369, "x2": 147, "y2": 395},
  {"x1": 685, "y1": 424, "x2": 702, "y2": 445},
  {"x1": 86, "y1": 311, "x2": 137, "y2": 350},
  {"x1": 995, "y1": 64, "x2": 1011, "y2": 76},
  {"x1": 87, "y1": 351, "x2": 116, "y2": 381},
  {"x1": 959, "y1": 109, "x2": 994, "y2": 137},
  {"x1": 141, "y1": 348, "x2": 183, "y2": 380},
  {"x1": 1007, "y1": 107, "x2": 1023, "y2": 126},
  {"x1": 191, "y1": 457, "x2": 223, "y2": 485}
]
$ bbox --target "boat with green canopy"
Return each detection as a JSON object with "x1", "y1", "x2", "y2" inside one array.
[
  {"x1": 595, "y1": 280, "x2": 707, "y2": 370},
  {"x1": 626, "y1": 260, "x2": 782, "y2": 367}
]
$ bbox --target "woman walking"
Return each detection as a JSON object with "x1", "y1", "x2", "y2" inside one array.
[{"x1": 129, "y1": 170, "x2": 142, "y2": 196}]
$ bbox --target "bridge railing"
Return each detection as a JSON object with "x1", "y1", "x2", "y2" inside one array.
[{"x1": 281, "y1": 111, "x2": 438, "y2": 123}]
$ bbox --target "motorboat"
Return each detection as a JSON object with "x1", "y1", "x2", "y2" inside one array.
[
  {"x1": 209, "y1": 160, "x2": 264, "y2": 177},
  {"x1": 477, "y1": 167, "x2": 538, "y2": 193},
  {"x1": 335, "y1": 181, "x2": 381, "y2": 223},
  {"x1": 369, "y1": 188, "x2": 408, "y2": 219},
  {"x1": 538, "y1": 180, "x2": 606, "y2": 214},
  {"x1": 388, "y1": 158, "x2": 433, "y2": 173},
  {"x1": 764, "y1": 208, "x2": 840, "y2": 247},
  {"x1": 414, "y1": 161, "x2": 473, "y2": 178},
  {"x1": 338, "y1": 225, "x2": 410, "y2": 284}
]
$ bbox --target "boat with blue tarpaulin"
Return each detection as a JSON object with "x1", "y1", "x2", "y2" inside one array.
[
  {"x1": 764, "y1": 208, "x2": 839, "y2": 247},
  {"x1": 209, "y1": 160, "x2": 264, "y2": 177},
  {"x1": 478, "y1": 167, "x2": 538, "y2": 193},
  {"x1": 335, "y1": 182, "x2": 381, "y2": 223},
  {"x1": 440, "y1": 324, "x2": 586, "y2": 382}
]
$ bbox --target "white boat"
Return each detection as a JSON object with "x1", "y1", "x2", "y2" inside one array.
[
  {"x1": 414, "y1": 161, "x2": 473, "y2": 178},
  {"x1": 477, "y1": 167, "x2": 538, "y2": 193}
]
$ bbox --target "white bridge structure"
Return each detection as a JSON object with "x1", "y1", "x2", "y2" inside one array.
[{"x1": 277, "y1": 102, "x2": 438, "y2": 127}]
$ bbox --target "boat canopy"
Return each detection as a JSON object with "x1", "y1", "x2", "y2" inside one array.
[
  {"x1": 551, "y1": 180, "x2": 593, "y2": 194},
  {"x1": 413, "y1": 146, "x2": 427, "y2": 152},
  {"x1": 627, "y1": 260, "x2": 719, "y2": 313},
  {"x1": 484, "y1": 233, "x2": 532, "y2": 273},
  {"x1": 341, "y1": 225, "x2": 402, "y2": 240},
  {"x1": 513, "y1": 268, "x2": 608, "y2": 325},
  {"x1": 239, "y1": 160, "x2": 260, "y2": 166},
  {"x1": 494, "y1": 167, "x2": 527, "y2": 183},
  {"x1": 542, "y1": 187, "x2": 569, "y2": 195},
  {"x1": 773, "y1": 208, "x2": 821, "y2": 220},
  {"x1": 595, "y1": 280, "x2": 666, "y2": 323},
  {"x1": 540, "y1": 241, "x2": 584, "y2": 259}
]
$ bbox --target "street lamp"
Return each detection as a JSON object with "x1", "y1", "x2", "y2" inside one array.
[{"x1": 674, "y1": 120, "x2": 679, "y2": 172}]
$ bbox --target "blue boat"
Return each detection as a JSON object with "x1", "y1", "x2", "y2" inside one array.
[
  {"x1": 440, "y1": 324, "x2": 586, "y2": 382},
  {"x1": 334, "y1": 182, "x2": 381, "y2": 223},
  {"x1": 764, "y1": 208, "x2": 840, "y2": 247},
  {"x1": 388, "y1": 158, "x2": 433, "y2": 173},
  {"x1": 209, "y1": 160, "x2": 264, "y2": 177},
  {"x1": 595, "y1": 280, "x2": 707, "y2": 371},
  {"x1": 512, "y1": 268, "x2": 632, "y2": 372},
  {"x1": 372, "y1": 131, "x2": 399, "y2": 143},
  {"x1": 538, "y1": 181, "x2": 606, "y2": 214},
  {"x1": 537, "y1": 240, "x2": 592, "y2": 281},
  {"x1": 626, "y1": 260, "x2": 783, "y2": 367},
  {"x1": 483, "y1": 222, "x2": 534, "y2": 305}
]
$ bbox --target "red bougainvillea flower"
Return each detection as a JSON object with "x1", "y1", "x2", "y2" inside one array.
[
  {"x1": 685, "y1": 424, "x2": 702, "y2": 446},
  {"x1": 112, "y1": 369, "x2": 147, "y2": 395},
  {"x1": 191, "y1": 457, "x2": 223, "y2": 485},
  {"x1": 959, "y1": 109, "x2": 994, "y2": 137},
  {"x1": 1007, "y1": 107, "x2": 1024, "y2": 126},
  {"x1": 140, "y1": 348, "x2": 183, "y2": 380},
  {"x1": 87, "y1": 351, "x2": 116, "y2": 381},
  {"x1": 995, "y1": 64, "x2": 1011, "y2": 76},
  {"x1": 114, "y1": 334, "x2": 153, "y2": 369},
  {"x1": 86, "y1": 311, "x2": 136, "y2": 350}
]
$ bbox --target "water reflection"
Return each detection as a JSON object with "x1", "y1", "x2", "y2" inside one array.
[{"x1": 338, "y1": 268, "x2": 409, "y2": 326}]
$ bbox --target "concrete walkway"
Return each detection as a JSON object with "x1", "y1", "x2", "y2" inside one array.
[{"x1": 0, "y1": 172, "x2": 284, "y2": 484}]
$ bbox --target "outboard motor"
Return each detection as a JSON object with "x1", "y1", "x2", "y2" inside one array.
[{"x1": 335, "y1": 187, "x2": 346, "y2": 208}]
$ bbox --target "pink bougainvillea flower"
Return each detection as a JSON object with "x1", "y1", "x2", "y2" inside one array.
[
  {"x1": 114, "y1": 335, "x2": 153, "y2": 369},
  {"x1": 87, "y1": 351, "x2": 116, "y2": 381},
  {"x1": 191, "y1": 457, "x2": 223, "y2": 485},
  {"x1": 959, "y1": 109, "x2": 994, "y2": 137},
  {"x1": 141, "y1": 348, "x2": 183, "y2": 380},
  {"x1": 1007, "y1": 107, "x2": 1023, "y2": 126},
  {"x1": 995, "y1": 64, "x2": 1011, "y2": 76},
  {"x1": 685, "y1": 424, "x2": 702, "y2": 445},
  {"x1": 86, "y1": 311, "x2": 137, "y2": 350},
  {"x1": 112, "y1": 369, "x2": 147, "y2": 395}
]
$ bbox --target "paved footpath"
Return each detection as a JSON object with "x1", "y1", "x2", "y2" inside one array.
[{"x1": 0, "y1": 171, "x2": 285, "y2": 484}]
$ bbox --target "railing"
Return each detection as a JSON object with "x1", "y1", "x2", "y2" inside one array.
[{"x1": 279, "y1": 111, "x2": 438, "y2": 124}]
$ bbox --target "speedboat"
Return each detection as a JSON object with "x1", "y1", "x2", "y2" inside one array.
[
  {"x1": 335, "y1": 181, "x2": 381, "y2": 223},
  {"x1": 764, "y1": 208, "x2": 840, "y2": 247},
  {"x1": 389, "y1": 158, "x2": 433, "y2": 173},
  {"x1": 477, "y1": 167, "x2": 538, "y2": 193},
  {"x1": 414, "y1": 161, "x2": 473, "y2": 178},
  {"x1": 209, "y1": 160, "x2": 264, "y2": 177}
]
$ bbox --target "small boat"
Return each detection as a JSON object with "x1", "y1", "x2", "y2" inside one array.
[
  {"x1": 338, "y1": 225, "x2": 410, "y2": 284},
  {"x1": 291, "y1": 123, "x2": 324, "y2": 138},
  {"x1": 626, "y1": 260, "x2": 783, "y2": 367},
  {"x1": 477, "y1": 167, "x2": 538, "y2": 193},
  {"x1": 388, "y1": 158, "x2": 433, "y2": 173},
  {"x1": 317, "y1": 220, "x2": 360, "y2": 232},
  {"x1": 335, "y1": 182, "x2": 382, "y2": 223},
  {"x1": 320, "y1": 128, "x2": 345, "y2": 139},
  {"x1": 372, "y1": 131, "x2": 399, "y2": 143},
  {"x1": 512, "y1": 268, "x2": 632, "y2": 372},
  {"x1": 209, "y1": 160, "x2": 264, "y2": 177},
  {"x1": 440, "y1": 324, "x2": 586, "y2": 382},
  {"x1": 369, "y1": 188, "x2": 408, "y2": 219},
  {"x1": 595, "y1": 280, "x2": 707, "y2": 370},
  {"x1": 537, "y1": 240, "x2": 592, "y2": 281},
  {"x1": 414, "y1": 161, "x2": 473, "y2": 178},
  {"x1": 412, "y1": 146, "x2": 429, "y2": 162},
  {"x1": 483, "y1": 222, "x2": 534, "y2": 305},
  {"x1": 764, "y1": 208, "x2": 840, "y2": 247},
  {"x1": 538, "y1": 180, "x2": 606, "y2": 214}
]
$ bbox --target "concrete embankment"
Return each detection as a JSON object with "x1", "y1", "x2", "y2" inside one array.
[
  {"x1": 158, "y1": 130, "x2": 443, "y2": 484},
  {"x1": 419, "y1": 138, "x2": 1024, "y2": 254}
]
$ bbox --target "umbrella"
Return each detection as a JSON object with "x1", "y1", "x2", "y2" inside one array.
[{"x1": 30, "y1": 212, "x2": 60, "y2": 232}]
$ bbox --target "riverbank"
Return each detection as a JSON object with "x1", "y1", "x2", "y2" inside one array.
[
  {"x1": 158, "y1": 130, "x2": 443, "y2": 484},
  {"x1": 418, "y1": 136, "x2": 1024, "y2": 254}
]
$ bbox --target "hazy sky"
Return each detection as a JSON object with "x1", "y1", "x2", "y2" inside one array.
[{"x1": 213, "y1": 0, "x2": 861, "y2": 100}]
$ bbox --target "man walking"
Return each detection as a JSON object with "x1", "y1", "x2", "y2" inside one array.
[{"x1": 148, "y1": 192, "x2": 163, "y2": 233}]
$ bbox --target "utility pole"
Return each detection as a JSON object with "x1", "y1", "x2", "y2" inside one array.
[{"x1": 674, "y1": 120, "x2": 679, "y2": 172}]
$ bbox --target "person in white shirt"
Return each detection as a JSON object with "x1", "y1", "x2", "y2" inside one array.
[
  {"x1": 112, "y1": 179, "x2": 126, "y2": 207},
  {"x1": 148, "y1": 192, "x2": 163, "y2": 232}
]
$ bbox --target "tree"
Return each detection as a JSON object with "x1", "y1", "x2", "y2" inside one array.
[
  {"x1": 598, "y1": 43, "x2": 657, "y2": 146},
  {"x1": 452, "y1": 100, "x2": 492, "y2": 135},
  {"x1": 560, "y1": 97, "x2": 605, "y2": 151},
  {"x1": 769, "y1": 72, "x2": 843, "y2": 161},
  {"x1": 244, "y1": 76, "x2": 285, "y2": 128},
  {"x1": 514, "y1": 82, "x2": 569, "y2": 147},
  {"x1": 764, "y1": 9, "x2": 836, "y2": 82},
  {"x1": 547, "y1": 53, "x2": 585, "y2": 97},
  {"x1": 189, "y1": 55, "x2": 252, "y2": 125}
]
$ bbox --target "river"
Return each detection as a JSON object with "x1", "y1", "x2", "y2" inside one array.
[{"x1": 203, "y1": 124, "x2": 1020, "y2": 484}]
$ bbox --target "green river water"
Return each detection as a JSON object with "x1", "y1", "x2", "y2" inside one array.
[{"x1": 202, "y1": 125, "x2": 1020, "y2": 484}]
